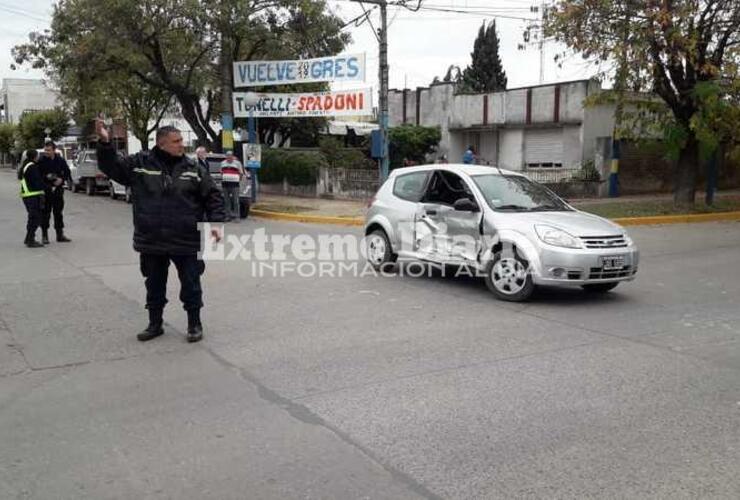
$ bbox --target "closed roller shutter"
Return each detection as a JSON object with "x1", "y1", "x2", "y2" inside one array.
[{"x1": 524, "y1": 129, "x2": 563, "y2": 167}]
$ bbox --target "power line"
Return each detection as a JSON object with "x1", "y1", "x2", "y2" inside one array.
[{"x1": 0, "y1": 4, "x2": 48, "y2": 23}]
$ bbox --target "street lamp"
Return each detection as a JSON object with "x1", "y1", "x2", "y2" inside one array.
[
  {"x1": 242, "y1": 92, "x2": 260, "y2": 203},
  {"x1": 44, "y1": 127, "x2": 51, "y2": 143}
]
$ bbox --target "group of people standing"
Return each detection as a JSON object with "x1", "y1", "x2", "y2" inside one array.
[{"x1": 18, "y1": 141, "x2": 72, "y2": 247}]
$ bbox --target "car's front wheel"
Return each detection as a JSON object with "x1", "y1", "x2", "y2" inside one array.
[
  {"x1": 366, "y1": 229, "x2": 396, "y2": 271},
  {"x1": 484, "y1": 252, "x2": 535, "y2": 302},
  {"x1": 85, "y1": 178, "x2": 95, "y2": 196},
  {"x1": 109, "y1": 183, "x2": 117, "y2": 199},
  {"x1": 582, "y1": 282, "x2": 619, "y2": 293}
]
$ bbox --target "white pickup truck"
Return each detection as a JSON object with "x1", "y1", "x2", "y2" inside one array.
[{"x1": 73, "y1": 149, "x2": 130, "y2": 202}]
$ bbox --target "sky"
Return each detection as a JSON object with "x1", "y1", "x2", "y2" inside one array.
[{"x1": 0, "y1": 0, "x2": 596, "y2": 92}]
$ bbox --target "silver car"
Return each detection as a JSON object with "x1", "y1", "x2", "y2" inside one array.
[{"x1": 364, "y1": 164, "x2": 639, "y2": 301}]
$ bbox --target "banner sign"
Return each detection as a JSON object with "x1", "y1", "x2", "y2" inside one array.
[
  {"x1": 233, "y1": 88, "x2": 372, "y2": 118},
  {"x1": 233, "y1": 53, "x2": 366, "y2": 88},
  {"x1": 243, "y1": 143, "x2": 261, "y2": 169}
]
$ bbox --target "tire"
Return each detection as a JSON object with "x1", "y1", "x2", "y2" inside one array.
[
  {"x1": 125, "y1": 187, "x2": 132, "y2": 204},
  {"x1": 582, "y1": 282, "x2": 619, "y2": 293},
  {"x1": 85, "y1": 178, "x2": 95, "y2": 196},
  {"x1": 484, "y1": 251, "x2": 535, "y2": 302},
  {"x1": 109, "y1": 183, "x2": 117, "y2": 199},
  {"x1": 239, "y1": 199, "x2": 250, "y2": 219},
  {"x1": 366, "y1": 229, "x2": 397, "y2": 271}
]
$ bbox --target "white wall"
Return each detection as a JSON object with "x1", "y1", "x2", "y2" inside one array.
[
  {"x1": 1, "y1": 79, "x2": 60, "y2": 124},
  {"x1": 499, "y1": 129, "x2": 524, "y2": 171}
]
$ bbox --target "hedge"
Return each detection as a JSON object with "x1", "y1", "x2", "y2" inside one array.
[{"x1": 260, "y1": 149, "x2": 327, "y2": 186}]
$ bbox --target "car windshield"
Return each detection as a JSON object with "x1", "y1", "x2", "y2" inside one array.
[{"x1": 471, "y1": 174, "x2": 571, "y2": 212}]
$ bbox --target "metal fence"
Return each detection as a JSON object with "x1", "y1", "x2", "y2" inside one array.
[
  {"x1": 523, "y1": 167, "x2": 580, "y2": 184},
  {"x1": 325, "y1": 167, "x2": 380, "y2": 199}
]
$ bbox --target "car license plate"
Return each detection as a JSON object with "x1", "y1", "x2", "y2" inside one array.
[{"x1": 601, "y1": 255, "x2": 625, "y2": 270}]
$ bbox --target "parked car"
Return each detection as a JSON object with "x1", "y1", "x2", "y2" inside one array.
[
  {"x1": 109, "y1": 180, "x2": 132, "y2": 203},
  {"x1": 75, "y1": 149, "x2": 109, "y2": 196},
  {"x1": 364, "y1": 164, "x2": 639, "y2": 301},
  {"x1": 197, "y1": 152, "x2": 251, "y2": 219}
]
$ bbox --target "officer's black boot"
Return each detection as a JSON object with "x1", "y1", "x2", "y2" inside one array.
[
  {"x1": 41, "y1": 229, "x2": 49, "y2": 245},
  {"x1": 186, "y1": 309, "x2": 203, "y2": 343},
  {"x1": 56, "y1": 229, "x2": 71, "y2": 243},
  {"x1": 24, "y1": 231, "x2": 43, "y2": 248},
  {"x1": 137, "y1": 308, "x2": 164, "y2": 342}
]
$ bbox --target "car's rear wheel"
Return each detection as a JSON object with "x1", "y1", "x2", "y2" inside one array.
[
  {"x1": 124, "y1": 187, "x2": 132, "y2": 204},
  {"x1": 109, "y1": 183, "x2": 117, "y2": 199},
  {"x1": 85, "y1": 178, "x2": 95, "y2": 196},
  {"x1": 582, "y1": 282, "x2": 619, "y2": 293},
  {"x1": 366, "y1": 229, "x2": 396, "y2": 271},
  {"x1": 484, "y1": 252, "x2": 535, "y2": 302}
]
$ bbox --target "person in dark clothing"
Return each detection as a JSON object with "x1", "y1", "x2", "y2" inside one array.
[
  {"x1": 37, "y1": 141, "x2": 72, "y2": 244},
  {"x1": 19, "y1": 149, "x2": 46, "y2": 248},
  {"x1": 96, "y1": 121, "x2": 225, "y2": 343}
]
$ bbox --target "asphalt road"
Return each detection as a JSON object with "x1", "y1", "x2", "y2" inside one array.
[{"x1": 1, "y1": 169, "x2": 739, "y2": 499}]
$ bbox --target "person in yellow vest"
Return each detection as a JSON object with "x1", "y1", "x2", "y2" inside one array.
[{"x1": 18, "y1": 149, "x2": 46, "y2": 248}]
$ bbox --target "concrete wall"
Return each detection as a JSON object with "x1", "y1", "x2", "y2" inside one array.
[
  {"x1": 562, "y1": 125, "x2": 583, "y2": 168},
  {"x1": 505, "y1": 90, "x2": 527, "y2": 125},
  {"x1": 387, "y1": 80, "x2": 606, "y2": 173},
  {"x1": 499, "y1": 129, "x2": 524, "y2": 171},
  {"x1": 531, "y1": 86, "x2": 555, "y2": 123},
  {"x1": 1, "y1": 79, "x2": 60, "y2": 124}
]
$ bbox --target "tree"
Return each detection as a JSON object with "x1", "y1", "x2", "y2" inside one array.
[
  {"x1": 0, "y1": 123, "x2": 16, "y2": 163},
  {"x1": 461, "y1": 20, "x2": 508, "y2": 92},
  {"x1": 16, "y1": 108, "x2": 70, "y2": 150},
  {"x1": 545, "y1": 1, "x2": 740, "y2": 207},
  {"x1": 389, "y1": 125, "x2": 441, "y2": 169},
  {"x1": 432, "y1": 65, "x2": 463, "y2": 85},
  {"x1": 13, "y1": 0, "x2": 349, "y2": 151}
]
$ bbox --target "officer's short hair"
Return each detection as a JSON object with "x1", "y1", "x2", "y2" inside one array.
[
  {"x1": 44, "y1": 141, "x2": 56, "y2": 149},
  {"x1": 156, "y1": 126, "x2": 181, "y2": 143}
]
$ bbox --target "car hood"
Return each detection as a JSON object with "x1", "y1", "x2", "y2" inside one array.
[{"x1": 494, "y1": 209, "x2": 623, "y2": 236}]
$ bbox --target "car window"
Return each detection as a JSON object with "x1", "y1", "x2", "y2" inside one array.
[
  {"x1": 87, "y1": 152, "x2": 97, "y2": 161},
  {"x1": 393, "y1": 171, "x2": 430, "y2": 202},
  {"x1": 422, "y1": 171, "x2": 474, "y2": 206},
  {"x1": 471, "y1": 174, "x2": 571, "y2": 211}
]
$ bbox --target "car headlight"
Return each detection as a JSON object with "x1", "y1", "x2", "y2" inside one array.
[
  {"x1": 623, "y1": 233, "x2": 634, "y2": 246},
  {"x1": 535, "y1": 225, "x2": 582, "y2": 249}
]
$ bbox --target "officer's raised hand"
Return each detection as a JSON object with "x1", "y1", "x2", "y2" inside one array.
[{"x1": 95, "y1": 118, "x2": 110, "y2": 143}]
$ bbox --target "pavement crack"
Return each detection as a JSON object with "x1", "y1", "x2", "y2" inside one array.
[{"x1": 200, "y1": 344, "x2": 443, "y2": 500}]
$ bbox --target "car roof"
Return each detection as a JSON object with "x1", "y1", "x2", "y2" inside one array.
[{"x1": 390, "y1": 163, "x2": 526, "y2": 178}]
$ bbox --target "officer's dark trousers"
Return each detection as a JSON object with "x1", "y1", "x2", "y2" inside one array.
[
  {"x1": 42, "y1": 187, "x2": 65, "y2": 230},
  {"x1": 23, "y1": 196, "x2": 43, "y2": 236},
  {"x1": 139, "y1": 254, "x2": 205, "y2": 312}
]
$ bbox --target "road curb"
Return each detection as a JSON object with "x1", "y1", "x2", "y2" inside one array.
[
  {"x1": 252, "y1": 208, "x2": 740, "y2": 227},
  {"x1": 613, "y1": 210, "x2": 740, "y2": 226},
  {"x1": 250, "y1": 209, "x2": 365, "y2": 226}
]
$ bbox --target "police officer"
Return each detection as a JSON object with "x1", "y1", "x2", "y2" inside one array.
[
  {"x1": 95, "y1": 120, "x2": 225, "y2": 343},
  {"x1": 19, "y1": 149, "x2": 46, "y2": 248},
  {"x1": 37, "y1": 141, "x2": 72, "y2": 244}
]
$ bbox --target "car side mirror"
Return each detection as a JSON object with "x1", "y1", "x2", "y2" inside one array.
[{"x1": 453, "y1": 198, "x2": 479, "y2": 212}]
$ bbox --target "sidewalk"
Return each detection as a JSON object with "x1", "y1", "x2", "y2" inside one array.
[{"x1": 253, "y1": 190, "x2": 740, "y2": 219}]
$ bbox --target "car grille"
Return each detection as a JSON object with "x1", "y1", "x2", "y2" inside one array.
[
  {"x1": 580, "y1": 235, "x2": 628, "y2": 249},
  {"x1": 589, "y1": 266, "x2": 633, "y2": 280}
]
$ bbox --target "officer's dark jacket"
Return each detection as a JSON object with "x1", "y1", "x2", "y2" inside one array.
[
  {"x1": 97, "y1": 142, "x2": 226, "y2": 255},
  {"x1": 21, "y1": 161, "x2": 45, "y2": 192},
  {"x1": 37, "y1": 153, "x2": 71, "y2": 187}
]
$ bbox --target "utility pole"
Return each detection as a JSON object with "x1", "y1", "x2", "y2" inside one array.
[
  {"x1": 378, "y1": 1, "x2": 389, "y2": 181},
  {"x1": 352, "y1": 0, "x2": 390, "y2": 181},
  {"x1": 538, "y1": 1, "x2": 545, "y2": 84}
]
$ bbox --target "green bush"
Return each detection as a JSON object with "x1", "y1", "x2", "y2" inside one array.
[
  {"x1": 571, "y1": 160, "x2": 601, "y2": 181},
  {"x1": 389, "y1": 125, "x2": 441, "y2": 170},
  {"x1": 319, "y1": 137, "x2": 376, "y2": 170},
  {"x1": 260, "y1": 149, "x2": 325, "y2": 186}
]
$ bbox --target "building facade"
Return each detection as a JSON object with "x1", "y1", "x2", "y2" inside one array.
[
  {"x1": 0, "y1": 79, "x2": 61, "y2": 124},
  {"x1": 389, "y1": 79, "x2": 617, "y2": 178}
]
